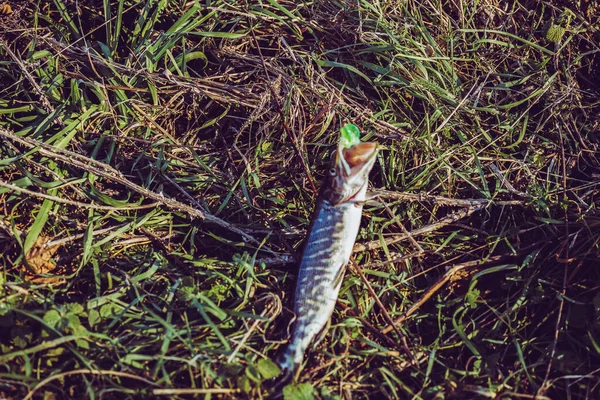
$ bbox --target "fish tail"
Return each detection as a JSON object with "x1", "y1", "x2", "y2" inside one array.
[
  {"x1": 277, "y1": 338, "x2": 303, "y2": 373},
  {"x1": 265, "y1": 341, "x2": 302, "y2": 398},
  {"x1": 279, "y1": 327, "x2": 316, "y2": 376}
]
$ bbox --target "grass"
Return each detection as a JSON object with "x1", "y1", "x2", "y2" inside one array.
[{"x1": 0, "y1": 0, "x2": 599, "y2": 398}]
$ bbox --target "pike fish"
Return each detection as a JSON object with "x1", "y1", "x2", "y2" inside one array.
[{"x1": 279, "y1": 140, "x2": 378, "y2": 373}]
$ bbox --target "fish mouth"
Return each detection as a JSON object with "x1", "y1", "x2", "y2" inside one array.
[{"x1": 337, "y1": 142, "x2": 378, "y2": 177}]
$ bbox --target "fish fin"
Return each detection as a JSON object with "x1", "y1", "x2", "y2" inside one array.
[
  {"x1": 277, "y1": 339, "x2": 302, "y2": 376},
  {"x1": 265, "y1": 367, "x2": 294, "y2": 399},
  {"x1": 312, "y1": 317, "x2": 331, "y2": 349},
  {"x1": 311, "y1": 264, "x2": 346, "y2": 350},
  {"x1": 331, "y1": 263, "x2": 348, "y2": 290}
]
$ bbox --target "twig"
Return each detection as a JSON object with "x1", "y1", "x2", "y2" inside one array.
[
  {"x1": 0, "y1": 128, "x2": 281, "y2": 256},
  {"x1": 0, "y1": 179, "x2": 160, "y2": 212},
  {"x1": 149, "y1": 163, "x2": 209, "y2": 213},
  {"x1": 250, "y1": 31, "x2": 319, "y2": 197},
  {"x1": 43, "y1": 224, "x2": 128, "y2": 248},
  {"x1": 377, "y1": 197, "x2": 424, "y2": 254},
  {"x1": 45, "y1": 39, "x2": 261, "y2": 108},
  {"x1": 227, "y1": 293, "x2": 282, "y2": 363},
  {"x1": 433, "y1": 78, "x2": 480, "y2": 135},
  {"x1": 369, "y1": 189, "x2": 526, "y2": 207},
  {"x1": 381, "y1": 255, "x2": 511, "y2": 334},
  {"x1": 539, "y1": 121, "x2": 570, "y2": 395},
  {"x1": 350, "y1": 259, "x2": 415, "y2": 362},
  {"x1": 1, "y1": 41, "x2": 63, "y2": 126},
  {"x1": 354, "y1": 205, "x2": 485, "y2": 253},
  {"x1": 24, "y1": 369, "x2": 159, "y2": 400},
  {"x1": 489, "y1": 164, "x2": 531, "y2": 199}
]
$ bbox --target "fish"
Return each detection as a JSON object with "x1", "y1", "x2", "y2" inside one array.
[{"x1": 278, "y1": 139, "x2": 378, "y2": 374}]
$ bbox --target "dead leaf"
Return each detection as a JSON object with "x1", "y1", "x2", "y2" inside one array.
[
  {"x1": 0, "y1": 3, "x2": 12, "y2": 15},
  {"x1": 447, "y1": 267, "x2": 477, "y2": 293},
  {"x1": 25, "y1": 236, "x2": 61, "y2": 283}
]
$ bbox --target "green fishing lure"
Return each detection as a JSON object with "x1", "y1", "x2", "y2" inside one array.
[{"x1": 340, "y1": 123, "x2": 361, "y2": 148}]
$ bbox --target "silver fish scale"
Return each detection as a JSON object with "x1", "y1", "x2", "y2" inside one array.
[{"x1": 279, "y1": 184, "x2": 366, "y2": 371}]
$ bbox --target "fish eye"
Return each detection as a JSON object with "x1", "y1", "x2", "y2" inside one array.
[{"x1": 328, "y1": 167, "x2": 336, "y2": 176}]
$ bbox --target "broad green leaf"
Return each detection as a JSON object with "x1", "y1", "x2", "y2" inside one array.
[
  {"x1": 24, "y1": 191, "x2": 55, "y2": 253},
  {"x1": 283, "y1": 383, "x2": 315, "y2": 400},
  {"x1": 88, "y1": 309, "x2": 100, "y2": 327},
  {"x1": 64, "y1": 303, "x2": 85, "y2": 316},
  {"x1": 66, "y1": 314, "x2": 82, "y2": 331},
  {"x1": 257, "y1": 359, "x2": 280, "y2": 380},
  {"x1": 43, "y1": 310, "x2": 61, "y2": 328}
]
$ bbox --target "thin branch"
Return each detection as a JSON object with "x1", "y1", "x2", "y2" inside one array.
[
  {"x1": 45, "y1": 38, "x2": 261, "y2": 108},
  {"x1": 377, "y1": 196, "x2": 424, "y2": 254},
  {"x1": 250, "y1": 31, "x2": 319, "y2": 197},
  {"x1": 369, "y1": 189, "x2": 526, "y2": 207},
  {"x1": 354, "y1": 204, "x2": 485, "y2": 253},
  {"x1": 350, "y1": 259, "x2": 415, "y2": 362},
  {"x1": 489, "y1": 164, "x2": 531, "y2": 199},
  {"x1": 382, "y1": 254, "x2": 512, "y2": 334},
  {"x1": 0, "y1": 128, "x2": 282, "y2": 257},
  {"x1": 0, "y1": 179, "x2": 160, "y2": 212},
  {"x1": 1, "y1": 41, "x2": 63, "y2": 126},
  {"x1": 24, "y1": 369, "x2": 159, "y2": 400}
]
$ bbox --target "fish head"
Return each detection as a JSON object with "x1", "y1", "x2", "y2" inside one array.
[{"x1": 323, "y1": 141, "x2": 378, "y2": 205}]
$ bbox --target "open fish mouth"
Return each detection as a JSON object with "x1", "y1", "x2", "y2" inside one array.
[{"x1": 338, "y1": 142, "x2": 378, "y2": 178}]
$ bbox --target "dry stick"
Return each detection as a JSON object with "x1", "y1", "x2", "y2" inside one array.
[
  {"x1": 0, "y1": 129, "x2": 279, "y2": 256},
  {"x1": 4, "y1": 139, "x2": 90, "y2": 200},
  {"x1": 489, "y1": 164, "x2": 531, "y2": 199},
  {"x1": 250, "y1": 31, "x2": 319, "y2": 197},
  {"x1": 370, "y1": 189, "x2": 526, "y2": 207},
  {"x1": 153, "y1": 388, "x2": 241, "y2": 395},
  {"x1": 44, "y1": 224, "x2": 128, "y2": 247},
  {"x1": 0, "y1": 179, "x2": 160, "y2": 212},
  {"x1": 150, "y1": 163, "x2": 209, "y2": 213},
  {"x1": 381, "y1": 255, "x2": 510, "y2": 334},
  {"x1": 350, "y1": 259, "x2": 415, "y2": 362},
  {"x1": 46, "y1": 39, "x2": 261, "y2": 108},
  {"x1": 433, "y1": 78, "x2": 480, "y2": 135},
  {"x1": 23, "y1": 369, "x2": 159, "y2": 400},
  {"x1": 539, "y1": 122, "x2": 571, "y2": 395},
  {"x1": 227, "y1": 293, "x2": 282, "y2": 363},
  {"x1": 354, "y1": 204, "x2": 485, "y2": 253},
  {"x1": 1, "y1": 42, "x2": 63, "y2": 126},
  {"x1": 377, "y1": 198, "x2": 424, "y2": 254}
]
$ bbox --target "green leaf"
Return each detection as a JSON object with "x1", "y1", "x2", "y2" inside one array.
[
  {"x1": 256, "y1": 359, "x2": 281, "y2": 380},
  {"x1": 64, "y1": 303, "x2": 85, "y2": 315},
  {"x1": 43, "y1": 310, "x2": 61, "y2": 328},
  {"x1": 340, "y1": 123, "x2": 361, "y2": 148},
  {"x1": 237, "y1": 375, "x2": 251, "y2": 394},
  {"x1": 100, "y1": 303, "x2": 121, "y2": 318},
  {"x1": 283, "y1": 383, "x2": 315, "y2": 400},
  {"x1": 24, "y1": 191, "x2": 56, "y2": 253},
  {"x1": 546, "y1": 24, "x2": 566, "y2": 43},
  {"x1": 66, "y1": 314, "x2": 82, "y2": 332},
  {"x1": 315, "y1": 59, "x2": 373, "y2": 83},
  {"x1": 465, "y1": 288, "x2": 480, "y2": 308},
  {"x1": 88, "y1": 309, "x2": 100, "y2": 327}
]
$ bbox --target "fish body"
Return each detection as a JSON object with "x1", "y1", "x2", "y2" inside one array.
[{"x1": 279, "y1": 141, "x2": 378, "y2": 373}]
